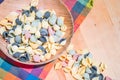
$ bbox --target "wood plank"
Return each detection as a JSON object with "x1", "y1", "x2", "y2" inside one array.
[{"x1": 80, "y1": 0, "x2": 120, "y2": 79}]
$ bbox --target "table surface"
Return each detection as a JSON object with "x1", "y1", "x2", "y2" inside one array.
[
  {"x1": 45, "y1": 0, "x2": 120, "y2": 80},
  {"x1": 0, "y1": 0, "x2": 120, "y2": 80}
]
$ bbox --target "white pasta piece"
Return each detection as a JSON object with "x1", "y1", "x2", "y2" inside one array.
[
  {"x1": 22, "y1": 36, "x2": 28, "y2": 44},
  {"x1": 72, "y1": 74, "x2": 83, "y2": 80},
  {"x1": 11, "y1": 45, "x2": 18, "y2": 52},
  {"x1": 30, "y1": 11, "x2": 36, "y2": 17},
  {"x1": 29, "y1": 41, "x2": 39, "y2": 49},
  {"x1": 54, "y1": 45, "x2": 62, "y2": 50},
  {"x1": 17, "y1": 46, "x2": 26, "y2": 53},
  {"x1": 66, "y1": 44, "x2": 74, "y2": 52},
  {"x1": 30, "y1": 0, "x2": 39, "y2": 6},
  {"x1": 45, "y1": 53, "x2": 51, "y2": 60},
  {"x1": 35, "y1": 30, "x2": 41, "y2": 38},
  {"x1": 0, "y1": 27, "x2": 6, "y2": 35},
  {"x1": 49, "y1": 36, "x2": 55, "y2": 43},
  {"x1": 25, "y1": 16, "x2": 35, "y2": 22},
  {"x1": 61, "y1": 25, "x2": 67, "y2": 32},
  {"x1": 51, "y1": 10, "x2": 56, "y2": 15},
  {"x1": 36, "y1": 49, "x2": 42, "y2": 53},
  {"x1": 51, "y1": 44, "x2": 56, "y2": 50},
  {"x1": 7, "y1": 44, "x2": 13, "y2": 55},
  {"x1": 14, "y1": 26, "x2": 22, "y2": 35},
  {"x1": 19, "y1": 46, "x2": 26, "y2": 50},
  {"x1": 50, "y1": 49, "x2": 56, "y2": 55},
  {"x1": 92, "y1": 77, "x2": 99, "y2": 80},
  {"x1": 36, "y1": 40, "x2": 42, "y2": 45},
  {"x1": 40, "y1": 55, "x2": 46, "y2": 61},
  {"x1": 19, "y1": 14, "x2": 26, "y2": 23},
  {"x1": 42, "y1": 20, "x2": 49, "y2": 29},
  {"x1": 60, "y1": 39, "x2": 66, "y2": 45},
  {"x1": 61, "y1": 31, "x2": 65, "y2": 37},
  {"x1": 25, "y1": 46, "x2": 33, "y2": 54},
  {"x1": 29, "y1": 27, "x2": 37, "y2": 33},
  {"x1": 53, "y1": 25, "x2": 60, "y2": 31},
  {"x1": 24, "y1": 25, "x2": 31, "y2": 31},
  {"x1": 33, "y1": 50, "x2": 42, "y2": 55},
  {"x1": 10, "y1": 37, "x2": 15, "y2": 44},
  {"x1": 17, "y1": 49, "x2": 26, "y2": 53},
  {"x1": 71, "y1": 67, "x2": 79, "y2": 75},
  {"x1": 68, "y1": 59, "x2": 75, "y2": 68}
]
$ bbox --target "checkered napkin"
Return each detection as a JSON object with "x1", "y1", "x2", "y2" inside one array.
[{"x1": 0, "y1": 0, "x2": 93, "y2": 80}]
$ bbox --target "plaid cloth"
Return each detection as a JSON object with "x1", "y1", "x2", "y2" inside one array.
[{"x1": 0, "y1": 0, "x2": 93, "y2": 80}]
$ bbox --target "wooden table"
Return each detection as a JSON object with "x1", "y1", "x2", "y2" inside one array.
[
  {"x1": 45, "y1": 0, "x2": 120, "y2": 80},
  {"x1": 0, "y1": 0, "x2": 120, "y2": 80}
]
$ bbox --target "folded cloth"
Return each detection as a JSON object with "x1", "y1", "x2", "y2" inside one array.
[{"x1": 0, "y1": 0, "x2": 93, "y2": 80}]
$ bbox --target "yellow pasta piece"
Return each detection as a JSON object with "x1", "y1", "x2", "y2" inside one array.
[
  {"x1": 99, "y1": 62, "x2": 107, "y2": 72},
  {"x1": 29, "y1": 41, "x2": 39, "y2": 49},
  {"x1": 72, "y1": 74, "x2": 83, "y2": 80},
  {"x1": 63, "y1": 66, "x2": 71, "y2": 73},
  {"x1": 77, "y1": 66, "x2": 86, "y2": 75},
  {"x1": 5, "y1": 12, "x2": 19, "y2": 22},
  {"x1": 22, "y1": 36, "x2": 28, "y2": 44},
  {"x1": 0, "y1": 19, "x2": 8, "y2": 26},
  {"x1": 66, "y1": 54, "x2": 72, "y2": 60},
  {"x1": 59, "y1": 53, "x2": 67, "y2": 61},
  {"x1": 61, "y1": 25, "x2": 67, "y2": 32},
  {"x1": 49, "y1": 36, "x2": 55, "y2": 43},
  {"x1": 45, "y1": 53, "x2": 51, "y2": 60},
  {"x1": 55, "y1": 62, "x2": 62, "y2": 70}
]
